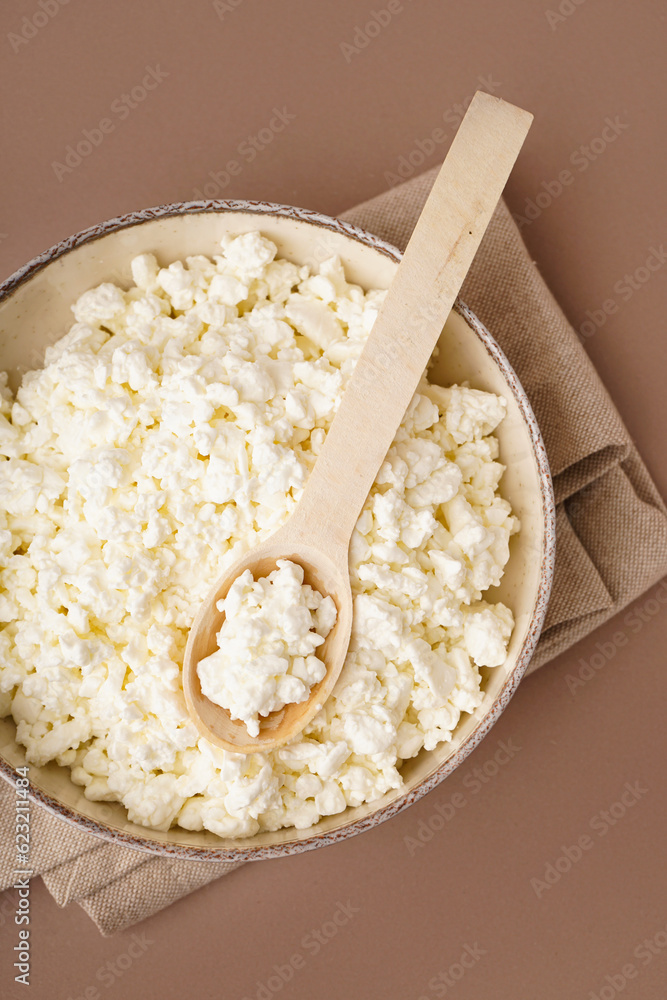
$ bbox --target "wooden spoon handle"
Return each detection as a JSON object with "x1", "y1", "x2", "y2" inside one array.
[{"x1": 292, "y1": 92, "x2": 533, "y2": 551}]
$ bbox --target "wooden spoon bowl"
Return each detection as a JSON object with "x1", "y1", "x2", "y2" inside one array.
[{"x1": 183, "y1": 526, "x2": 353, "y2": 754}]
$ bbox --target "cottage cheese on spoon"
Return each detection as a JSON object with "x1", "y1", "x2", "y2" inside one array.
[{"x1": 197, "y1": 560, "x2": 336, "y2": 736}]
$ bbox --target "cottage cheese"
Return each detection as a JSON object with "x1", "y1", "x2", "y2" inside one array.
[
  {"x1": 0, "y1": 231, "x2": 518, "y2": 838},
  {"x1": 197, "y1": 560, "x2": 336, "y2": 736}
]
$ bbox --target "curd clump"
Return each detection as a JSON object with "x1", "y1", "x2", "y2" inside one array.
[{"x1": 197, "y1": 560, "x2": 336, "y2": 736}]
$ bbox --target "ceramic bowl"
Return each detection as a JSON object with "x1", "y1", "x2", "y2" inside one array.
[{"x1": 0, "y1": 200, "x2": 555, "y2": 860}]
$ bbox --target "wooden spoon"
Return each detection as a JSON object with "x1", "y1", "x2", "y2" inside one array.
[{"x1": 183, "y1": 92, "x2": 533, "y2": 754}]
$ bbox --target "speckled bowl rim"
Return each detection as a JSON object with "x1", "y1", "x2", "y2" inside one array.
[{"x1": 0, "y1": 199, "x2": 556, "y2": 861}]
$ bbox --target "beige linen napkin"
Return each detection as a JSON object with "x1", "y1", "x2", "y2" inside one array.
[{"x1": 2, "y1": 167, "x2": 667, "y2": 936}]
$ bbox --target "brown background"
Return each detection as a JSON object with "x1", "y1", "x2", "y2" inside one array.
[{"x1": 1, "y1": 1, "x2": 666, "y2": 997}]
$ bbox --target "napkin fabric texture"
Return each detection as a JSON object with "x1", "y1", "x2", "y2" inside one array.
[{"x1": 2, "y1": 166, "x2": 667, "y2": 936}]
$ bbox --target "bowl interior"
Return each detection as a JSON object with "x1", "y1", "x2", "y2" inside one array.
[{"x1": 0, "y1": 205, "x2": 551, "y2": 859}]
